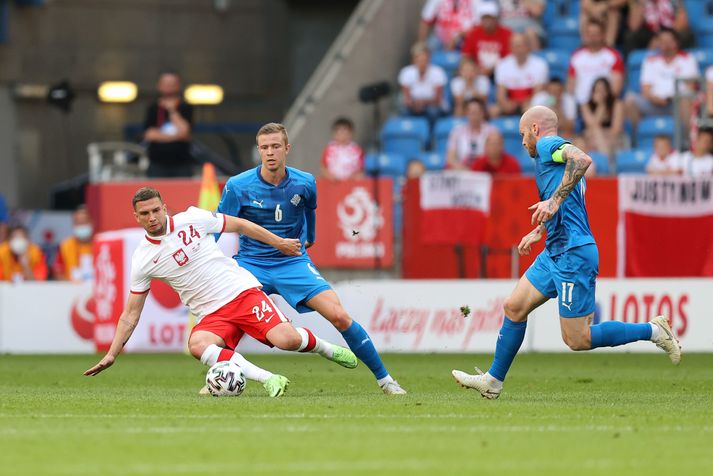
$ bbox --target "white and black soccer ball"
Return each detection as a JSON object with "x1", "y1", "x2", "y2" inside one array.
[{"x1": 205, "y1": 361, "x2": 246, "y2": 397}]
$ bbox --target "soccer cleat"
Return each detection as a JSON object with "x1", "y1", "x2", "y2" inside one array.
[
  {"x1": 198, "y1": 385, "x2": 210, "y2": 396},
  {"x1": 381, "y1": 380, "x2": 407, "y2": 395},
  {"x1": 452, "y1": 367, "x2": 502, "y2": 400},
  {"x1": 650, "y1": 315, "x2": 682, "y2": 365},
  {"x1": 263, "y1": 374, "x2": 290, "y2": 397},
  {"x1": 328, "y1": 345, "x2": 358, "y2": 369}
]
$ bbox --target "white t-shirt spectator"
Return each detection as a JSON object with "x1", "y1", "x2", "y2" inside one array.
[
  {"x1": 706, "y1": 65, "x2": 713, "y2": 83},
  {"x1": 646, "y1": 151, "x2": 680, "y2": 174},
  {"x1": 494, "y1": 54, "x2": 548, "y2": 102},
  {"x1": 399, "y1": 64, "x2": 448, "y2": 104},
  {"x1": 447, "y1": 122, "x2": 498, "y2": 166},
  {"x1": 450, "y1": 75, "x2": 491, "y2": 101},
  {"x1": 640, "y1": 52, "x2": 700, "y2": 99},
  {"x1": 568, "y1": 47, "x2": 625, "y2": 104},
  {"x1": 530, "y1": 90, "x2": 577, "y2": 121},
  {"x1": 421, "y1": 0, "x2": 481, "y2": 46},
  {"x1": 673, "y1": 151, "x2": 713, "y2": 176}
]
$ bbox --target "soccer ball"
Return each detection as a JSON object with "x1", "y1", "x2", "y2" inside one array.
[{"x1": 205, "y1": 361, "x2": 246, "y2": 397}]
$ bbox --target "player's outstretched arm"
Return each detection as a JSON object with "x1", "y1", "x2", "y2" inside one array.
[
  {"x1": 83, "y1": 292, "x2": 148, "y2": 376},
  {"x1": 529, "y1": 144, "x2": 592, "y2": 225},
  {"x1": 518, "y1": 224, "x2": 545, "y2": 256},
  {"x1": 223, "y1": 215, "x2": 302, "y2": 256}
]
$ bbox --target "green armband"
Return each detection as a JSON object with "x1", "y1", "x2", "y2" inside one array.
[{"x1": 552, "y1": 144, "x2": 567, "y2": 163}]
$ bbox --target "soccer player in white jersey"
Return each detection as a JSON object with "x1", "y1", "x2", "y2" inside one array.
[{"x1": 84, "y1": 187, "x2": 358, "y2": 397}]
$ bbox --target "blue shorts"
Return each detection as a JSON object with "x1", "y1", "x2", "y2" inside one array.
[
  {"x1": 525, "y1": 244, "x2": 599, "y2": 318},
  {"x1": 236, "y1": 256, "x2": 332, "y2": 314}
]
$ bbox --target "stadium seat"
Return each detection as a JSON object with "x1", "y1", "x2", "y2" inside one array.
[
  {"x1": 491, "y1": 115, "x2": 521, "y2": 155},
  {"x1": 433, "y1": 116, "x2": 466, "y2": 154},
  {"x1": 516, "y1": 150, "x2": 535, "y2": 175},
  {"x1": 546, "y1": 18, "x2": 581, "y2": 53},
  {"x1": 637, "y1": 116, "x2": 674, "y2": 150},
  {"x1": 380, "y1": 117, "x2": 429, "y2": 160},
  {"x1": 364, "y1": 152, "x2": 408, "y2": 177},
  {"x1": 626, "y1": 49, "x2": 652, "y2": 93},
  {"x1": 684, "y1": 0, "x2": 713, "y2": 35},
  {"x1": 697, "y1": 33, "x2": 713, "y2": 48},
  {"x1": 687, "y1": 48, "x2": 713, "y2": 72},
  {"x1": 431, "y1": 50, "x2": 461, "y2": 78},
  {"x1": 588, "y1": 151, "x2": 610, "y2": 175},
  {"x1": 534, "y1": 49, "x2": 571, "y2": 81},
  {"x1": 419, "y1": 151, "x2": 447, "y2": 171},
  {"x1": 542, "y1": 0, "x2": 580, "y2": 31},
  {"x1": 615, "y1": 149, "x2": 650, "y2": 174}
]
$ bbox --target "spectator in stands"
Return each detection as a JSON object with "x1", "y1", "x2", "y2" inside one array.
[
  {"x1": 580, "y1": 0, "x2": 627, "y2": 46},
  {"x1": 531, "y1": 77, "x2": 577, "y2": 137},
  {"x1": 53, "y1": 206, "x2": 94, "y2": 282},
  {"x1": 399, "y1": 42, "x2": 448, "y2": 127},
  {"x1": 581, "y1": 77, "x2": 625, "y2": 157},
  {"x1": 0, "y1": 225, "x2": 48, "y2": 282},
  {"x1": 461, "y1": 2, "x2": 512, "y2": 78},
  {"x1": 418, "y1": 0, "x2": 481, "y2": 51},
  {"x1": 406, "y1": 159, "x2": 427, "y2": 178},
  {"x1": 320, "y1": 117, "x2": 365, "y2": 181},
  {"x1": 491, "y1": 33, "x2": 548, "y2": 117},
  {"x1": 568, "y1": 20, "x2": 624, "y2": 106},
  {"x1": 646, "y1": 135, "x2": 680, "y2": 174},
  {"x1": 498, "y1": 0, "x2": 545, "y2": 50},
  {"x1": 470, "y1": 130, "x2": 522, "y2": 174},
  {"x1": 451, "y1": 56, "x2": 491, "y2": 116},
  {"x1": 673, "y1": 129, "x2": 713, "y2": 176},
  {"x1": 625, "y1": 0, "x2": 693, "y2": 54},
  {"x1": 0, "y1": 193, "x2": 7, "y2": 243},
  {"x1": 446, "y1": 98, "x2": 497, "y2": 169},
  {"x1": 706, "y1": 66, "x2": 713, "y2": 118},
  {"x1": 143, "y1": 71, "x2": 194, "y2": 178},
  {"x1": 625, "y1": 29, "x2": 699, "y2": 135}
]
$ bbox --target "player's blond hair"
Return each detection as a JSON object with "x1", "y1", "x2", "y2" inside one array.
[{"x1": 256, "y1": 122, "x2": 289, "y2": 146}]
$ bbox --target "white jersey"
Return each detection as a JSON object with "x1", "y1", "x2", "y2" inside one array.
[
  {"x1": 130, "y1": 207, "x2": 261, "y2": 320},
  {"x1": 640, "y1": 52, "x2": 700, "y2": 99}
]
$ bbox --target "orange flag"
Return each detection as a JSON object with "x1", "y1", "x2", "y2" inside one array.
[{"x1": 198, "y1": 163, "x2": 221, "y2": 211}]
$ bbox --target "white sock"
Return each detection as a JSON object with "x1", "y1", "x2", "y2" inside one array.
[
  {"x1": 484, "y1": 372, "x2": 504, "y2": 389},
  {"x1": 229, "y1": 352, "x2": 273, "y2": 384},
  {"x1": 377, "y1": 375, "x2": 394, "y2": 387},
  {"x1": 200, "y1": 344, "x2": 222, "y2": 366},
  {"x1": 296, "y1": 327, "x2": 335, "y2": 358},
  {"x1": 650, "y1": 322, "x2": 661, "y2": 341}
]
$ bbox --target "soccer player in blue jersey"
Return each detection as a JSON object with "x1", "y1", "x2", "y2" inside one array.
[
  {"x1": 217, "y1": 122, "x2": 406, "y2": 395},
  {"x1": 452, "y1": 106, "x2": 681, "y2": 399}
]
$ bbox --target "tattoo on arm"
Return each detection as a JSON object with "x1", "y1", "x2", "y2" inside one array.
[
  {"x1": 119, "y1": 318, "x2": 137, "y2": 330},
  {"x1": 552, "y1": 145, "x2": 591, "y2": 205}
]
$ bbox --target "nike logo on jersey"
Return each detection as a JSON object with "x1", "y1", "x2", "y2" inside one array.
[
  {"x1": 361, "y1": 338, "x2": 370, "y2": 345},
  {"x1": 264, "y1": 315, "x2": 274, "y2": 323},
  {"x1": 152, "y1": 254, "x2": 161, "y2": 264},
  {"x1": 252, "y1": 200, "x2": 264, "y2": 208}
]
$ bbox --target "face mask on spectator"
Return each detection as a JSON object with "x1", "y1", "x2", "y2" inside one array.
[
  {"x1": 74, "y1": 225, "x2": 93, "y2": 241},
  {"x1": 9, "y1": 237, "x2": 29, "y2": 255}
]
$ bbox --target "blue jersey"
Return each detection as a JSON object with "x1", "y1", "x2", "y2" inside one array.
[
  {"x1": 534, "y1": 135, "x2": 595, "y2": 256},
  {"x1": 217, "y1": 166, "x2": 317, "y2": 260}
]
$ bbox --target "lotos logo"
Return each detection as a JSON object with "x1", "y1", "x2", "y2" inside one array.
[
  {"x1": 336, "y1": 187, "x2": 383, "y2": 241},
  {"x1": 608, "y1": 292, "x2": 688, "y2": 337},
  {"x1": 70, "y1": 294, "x2": 96, "y2": 340},
  {"x1": 94, "y1": 243, "x2": 117, "y2": 323}
]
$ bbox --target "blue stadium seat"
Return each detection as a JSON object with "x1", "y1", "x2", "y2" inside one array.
[
  {"x1": 419, "y1": 151, "x2": 447, "y2": 171},
  {"x1": 588, "y1": 151, "x2": 610, "y2": 175},
  {"x1": 491, "y1": 115, "x2": 522, "y2": 156},
  {"x1": 433, "y1": 116, "x2": 466, "y2": 154},
  {"x1": 534, "y1": 49, "x2": 571, "y2": 81},
  {"x1": 547, "y1": 18, "x2": 581, "y2": 53},
  {"x1": 380, "y1": 117, "x2": 429, "y2": 160},
  {"x1": 626, "y1": 49, "x2": 652, "y2": 93},
  {"x1": 542, "y1": 0, "x2": 581, "y2": 31},
  {"x1": 637, "y1": 116, "x2": 674, "y2": 150},
  {"x1": 431, "y1": 50, "x2": 461, "y2": 78},
  {"x1": 516, "y1": 150, "x2": 535, "y2": 175},
  {"x1": 616, "y1": 149, "x2": 650, "y2": 174},
  {"x1": 364, "y1": 153, "x2": 408, "y2": 177},
  {"x1": 687, "y1": 48, "x2": 713, "y2": 72},
  {"x1": 697, "y1": 33, "x2": 713, "y2": 48},
  {"x1": 684, "y1": 0, "x2": 713, "y2": 34}
]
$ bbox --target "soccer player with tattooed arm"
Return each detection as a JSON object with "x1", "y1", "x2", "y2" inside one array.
[
  {"x1": 453, "y1": 106, "x2": 681, "y2": 399},
  {"x1": 84, "y1": 187, "x2": 357, "y2": 397}
]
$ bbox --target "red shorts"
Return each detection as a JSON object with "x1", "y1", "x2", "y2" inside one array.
[{"x1": 190, "y1": 288, "x2": 289, "y2": 349}]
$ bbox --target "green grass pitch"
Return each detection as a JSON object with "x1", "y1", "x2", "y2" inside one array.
[{"x1": 1, "y1": 353, "x2": 711, "y2": 476}]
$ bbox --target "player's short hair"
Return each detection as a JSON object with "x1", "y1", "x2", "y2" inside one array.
[
  {"x1": 256, "y1": 122, "x2": 289, "y2": 145},
  {"x1": 132, "y1": 187, "x2": 163, "y2": 209},
  {"x1": 332, "y1": 117, "x2": 354, "y2": 131}
]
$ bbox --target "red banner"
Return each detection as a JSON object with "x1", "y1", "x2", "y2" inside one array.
[
  {"x1": 308, "y1": 179, "x2": 393, "y2": 268},
  {"x1": 93, "y1": 235, "x2": 125, "y2": 351},
  {"x1": 619, "y1": 176, "x2": 713, "y2": 277}
]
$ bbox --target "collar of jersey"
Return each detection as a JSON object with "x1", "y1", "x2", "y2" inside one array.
[
  {"x1": 256, "y1": 165, "x2": 289, "y2": 188},
  {"x1": 145, "y1": 216, "x2": 174, "y2": 244}
]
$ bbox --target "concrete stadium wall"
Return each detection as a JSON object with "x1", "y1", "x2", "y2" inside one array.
[{"x1": 284, "y1": 0, "x2": 426, "y2": 172}]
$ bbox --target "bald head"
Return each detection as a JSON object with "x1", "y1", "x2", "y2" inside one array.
[{"x1": 520, "y1": 106, "x2": 558, "y2": 134}]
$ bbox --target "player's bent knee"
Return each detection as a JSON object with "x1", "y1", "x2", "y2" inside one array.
[
  {"x1": 564, "y1": 334, "x2": 591, "y2": 351},
  {"x1": 503, "y1": 297, "x2": 527, "y2": 322},
  {"x1": 188, "y1": 340, "x2": 208, "y2": 360},
  {"x1": 267, "y1": 326, "x2": 302, "y2": 351},
  {"x1": 326, "y1": 307, "x2": 352, "y2": 331}
]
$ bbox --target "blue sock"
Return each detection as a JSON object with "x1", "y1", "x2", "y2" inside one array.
[
  {"x1": 488, "y1": 317, "x2": 527, "y2": 382},
  {"x1": 590, "y1": 321, "x2": 652, "y2": 348},
  {"x1": 340, "y1": 321, "x2": 388, "y2": 380}
]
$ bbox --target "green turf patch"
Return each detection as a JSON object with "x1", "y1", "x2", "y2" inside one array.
[{"x1": 0, "y1": 353, "x2": 711, "y2": 475}]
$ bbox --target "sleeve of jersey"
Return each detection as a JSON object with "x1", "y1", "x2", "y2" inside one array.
[
  {"x1": 537, "y1": 137, "x2": 570, "y2": 164},
  {"x1": 305, "y1": 177, "x2": 317, "y2": 243},
  {"x1": 130, "y1": 261, "x2": 151, "y2": 294},
  {"x1": 185, "y1": 206, "x2": 225, "y2": 234},
  {"x1": 215, "y1": 181, "x2": 240, "y2": 241}
]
